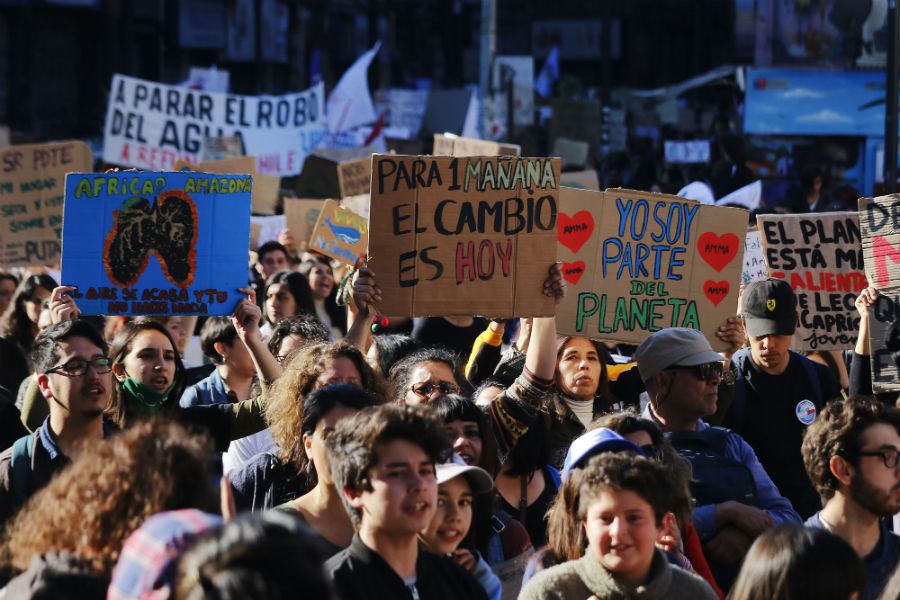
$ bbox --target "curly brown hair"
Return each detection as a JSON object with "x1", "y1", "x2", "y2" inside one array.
[
  {"x1": 266, "y1": 341, "x2": 388, "y2": 470},
  {"x1": 0, "y1": 418, "x2": 216, "y2": 578},
  {"x1": 802, "y1": 396, "x2": 900, "y2": 502},
  {"x1": 577, "y1": 453, "x2": 673, "y2": 527}
]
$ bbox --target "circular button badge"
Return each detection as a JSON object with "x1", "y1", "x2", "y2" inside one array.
[{"x1": 796, "y1": 399, "x2": 817, "y2": 426}]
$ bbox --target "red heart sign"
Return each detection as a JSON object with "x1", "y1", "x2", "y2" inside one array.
[
  {"x1": 562, "y1": 261, "x2": 586, "y2": 285},
  {"x1": 697, "y1": 232, "x2": 740, "y2": 272},
  {"x1": 704, "y1": 280, "x2": 730, "y2": 307},
  {"x1": 558, "y1": 211, "x2": 594, "y2": 254}
]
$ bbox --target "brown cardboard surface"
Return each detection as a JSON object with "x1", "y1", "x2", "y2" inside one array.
[
  {"x1": 860, "y1": 196, "x2": 900, "y2": 392},
  {"x1": 0, "y1": 140, "x2": 92, "y2": 267},
  {"x1": 432, "y1": 134, "x2": 521, "y2": 157},
  {"x1": 284, "y1": 198, "x2": 327, "y2": 250},
  {"x1": 174, "y1": 156, "x2": 281, "y2": 215},
  {"x1": 560, "y1": 170, "x2": 600, "y2": 191},
  {"x1": 337, "y1": 156, "x2": 372, "y2": 198},
  {"x1": 758, "y1": 212, "x2": 866, "y2": 351},
  {"x1": 556, "y1": 187, "x2": 747, "y2": 351},
  {"x1": 295, "y1": 147, "x2": 376, "y2": 199},
  {"x1": 309, "y1": 199, "x2": 368, "y2": 265},
  {"x1": 367, "y1": 154, "x2": 559, "y2": 317}
]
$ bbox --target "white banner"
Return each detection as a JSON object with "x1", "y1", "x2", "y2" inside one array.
[{"x1": 103, "y1": 74, "x2": 327, "y2": 176}]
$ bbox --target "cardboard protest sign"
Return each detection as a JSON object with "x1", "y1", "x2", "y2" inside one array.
[
  {"x1": 295, "y1": 147, "x2": 376, "y2": 199},
  {"x1": 103, "y1": 74, "x2": 327, "y2": 176},
  {"x1": 367, "y1": 155, "x2": 560, "y2": 317},
  {"x1": 175, "y1": 156, "x2": 280, "y2": 215},
  {"x1": 284, "y1": 198, "x2": 325, "y2": 249},
  {"x1": 664, "y1": 140, "x2": 711, "y2": 164},
  {"x1": 61, "y1": 171, "x2": 251, "y2": 316},
  {"x1": 0, "y1": 141, "x2": 92, "y2": 267},
  {"x1": 338, "y1": 157, "x2": 371, "y2": 198},
  {"x1": 432, "y1": 134, "x2": 521, "y2": 157},
  {"x1": 309, "y1": 200, "x2": 368, "y2": 265},
  {"x1": 860, "y1": 195, "x2": 900, "y2": 392},
  {"x1": 742, "y1": 229, "x2": 768, "y2": 284},
  {"x1": 556, "y1": 188, "x2": 747, "y2": 351},
  {"x1": 758, "y1": 213, "x2": 866, "y2": 351},
  {"x1": 560, "y1": 170, "x2": 600, "y2": 191}
]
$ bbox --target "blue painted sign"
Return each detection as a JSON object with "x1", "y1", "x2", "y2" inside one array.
[{"x1": 61, "y1": 171, "x2": 251, "y2": 316}]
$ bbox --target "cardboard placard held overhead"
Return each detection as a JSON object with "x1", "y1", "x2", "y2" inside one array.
[
  {"x1": 284, "y1": 198, "x2": 326, "y2": 249},
  {"x1": 337, "y1": 157, "x2": 372, "y2": 198},
  {"x1": 309, "y1": 199, "x2": 368, "y2": 265},
  {"x1": 295, "y1": 147, "x2": 376, "y2": 199},
  {"x1": 758, "y1": 213, "x2": 866, "y2": 351},
  {"x1": 860, "y1": 195, "x2": 900, "y2": 392},
  {"x1": 175, "y1": 156, "x2": 280, "y2": 215},
  {"x1": 556, "y1": 188, "x2": 748, "y2": 351},
  {"x1": 368, "y1": 155, "x2": 560, "y2": 318},
  {"x1": 0, "y1": 141, "x2": 93, "y2": 267},
  {"x1": 61, "y1": 171, "x2": 251, "y2": 316},
  {"x1": 560, "y1": 171, "x2": 600, "y2": 191},
  {"x1": 742, "y1": 229, "x2": 768, "y2": 285},
  {"x1": 432, "y1": 134, "x2": 521, "y2": 157}
]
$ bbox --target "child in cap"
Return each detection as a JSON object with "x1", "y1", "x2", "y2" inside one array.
[
  {"x1": 520, "y1": 453, "x2": 717, "y2": 600},
  {"x1": 419, "y1": 453, "x2": 502, "y2": 600}
]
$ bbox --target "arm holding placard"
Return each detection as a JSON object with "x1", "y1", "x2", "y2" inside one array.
[
  {"x1": 232, "y1": 288, "x2": 282, "y2": 384},
  {"x1": 345, "y1": 264, "x2": 379, "y2": 353},
  {"x1": 850, "y1": 286, "x2": 878, "y2": 397},
  {"x1": 487, "y1": 264, "x2": 565, "y2": 460}
]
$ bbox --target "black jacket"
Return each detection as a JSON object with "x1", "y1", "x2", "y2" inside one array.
[{"x1": 325, "y1": 534, "x2": 487, "y2": 600}]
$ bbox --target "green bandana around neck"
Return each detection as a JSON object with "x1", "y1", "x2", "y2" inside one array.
[{"x1": 122, "y1": 376, "x2": 176, "y2": 416}]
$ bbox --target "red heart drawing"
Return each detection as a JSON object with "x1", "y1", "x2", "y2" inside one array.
[
  {"x1": 704, "y1": 280, "x2": 730, "y2": 307},
  {"x1": 697, "y1": 232, "x2": 741, "y2": 272},
  {"x1": 562, "y1": 261, "x2": 586, "y2": 285},
  {"x1": 558, "y1": 211, "x2": 594, "y2": 254}
]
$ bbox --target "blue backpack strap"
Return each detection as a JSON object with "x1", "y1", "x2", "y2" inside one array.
[{"x1": 10, "y1": 433, "x2": 35, "y2": 506}]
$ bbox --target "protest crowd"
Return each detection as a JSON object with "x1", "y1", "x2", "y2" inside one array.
[{"x1": 6, "y1": 9, "x2": 900, "y2": 599}]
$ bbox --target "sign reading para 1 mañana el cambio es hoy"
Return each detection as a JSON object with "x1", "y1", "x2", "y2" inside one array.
[
  {"x1": 860, "y1": 195, "x2": 900, "y2": 393},
  {"x1": 757, "y1": 212, "x2": 866, "y2": 351},
  {"x1": 0, "y1": 141, "x2": 92, "y2": 267},
  {"x1": 367, "y1": 155, "x2": 560, "y2": 318},
  {"x1": 556, "y1": 187, "x2": 748, "y2": 352},
  {"x1": 61, "y1": 172, "x2": 251, "y2": 316},
  {"x1": 103, "y1": 74, "x2": 327, "y2": 176}
]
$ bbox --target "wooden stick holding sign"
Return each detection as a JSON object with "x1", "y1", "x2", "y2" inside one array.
[
  {"x1": 556, "y1": 187, "x2": 747, "y2": 351},
  {"x1": 367, "y1": 154, "x2": 560, "y2": 318}
]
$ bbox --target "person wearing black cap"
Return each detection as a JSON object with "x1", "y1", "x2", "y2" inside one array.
[{"x1": 724, "y1": 278, "x2": 841, "y2": 521}]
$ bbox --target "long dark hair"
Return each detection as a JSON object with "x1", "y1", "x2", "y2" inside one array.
[
  {"x1": 108, "y1": 319, "x2": 187, "y2": 427},
  {"x1": 0, "y1": 273, "x2": 57, "y2": 353},
  {"x1": 297, "y1": 259, "x2": 346, "y2": 335},
  {"x1": 431, "y1": 394, "x2": 498, "y2": 559},
  {"x1": 299, "y1": 384, "x2": 377, "y2": 487},
  {"x1": 264, "y1": 270, "x2": 317, "y2": 326}
]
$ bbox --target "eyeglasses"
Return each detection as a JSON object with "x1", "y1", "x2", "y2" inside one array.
[
  {"x1": 857, "y1": 447, "x2": 900, "y2": 469},
  {"x1": 44, "y1": 357, "x2": 113, "y2": 377},
  {"x1": 669, "y1": 362, "x2": 727, "y2": 384},
  {"x1": 409, "y1": 381, "x2": 460, "y2": 398}
]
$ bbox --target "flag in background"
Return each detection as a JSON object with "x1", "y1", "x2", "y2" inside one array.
[
  {"x1": 534, "y1": 47, "x2": 559, "y2": 98},
  {"x1": 326, "y1": 42, "x2": 381, "y2": 133}
]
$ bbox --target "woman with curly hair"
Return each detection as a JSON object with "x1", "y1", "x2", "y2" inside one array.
[
  {"x1": 228, "y1": 341, "x2": 388, "y2": 512},
  {"x1": 0, "y1": 419, "x2": 217, "y2": 593}
]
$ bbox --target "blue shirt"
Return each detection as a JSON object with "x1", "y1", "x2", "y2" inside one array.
[
  {"x1": 179, "y1": 367, "x2": 234, "y2": 408},
  {"x1": 807, "y1": 512, "x2": 900, "y2": 600},
  {"x1": 641, "y1": 406, "x2": 801, "y2": 538}
]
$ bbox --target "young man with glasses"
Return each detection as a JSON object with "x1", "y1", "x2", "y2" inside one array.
[
  {"x1": 803, "y1": 396, "x2": 900, "y2": 600},
  {"x1": 634, "y1": 327, "x2": 799, "y2": 591},
  {"x1": 723, "y1": 278, "x2": 842, "y2": 520},
  {"x1": 0, "y1": 319, "x2": 115, "y2": 522}
]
